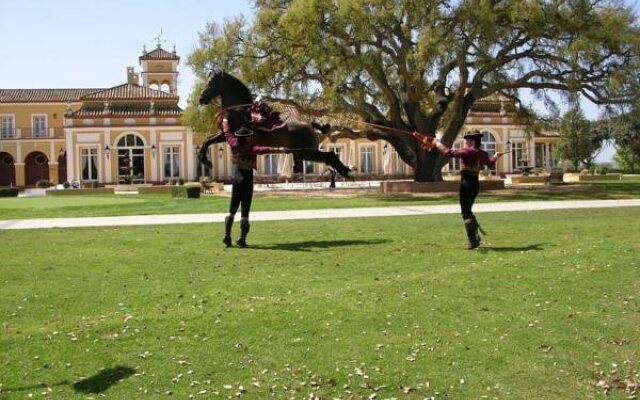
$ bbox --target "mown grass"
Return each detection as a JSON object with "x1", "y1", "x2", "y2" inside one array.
[
  {"x1": 0, "y1": 176, "x2": 639, "y2": 220},
  {"x1": 1, "y1": 208, "x2": 639, "y2": 399}
]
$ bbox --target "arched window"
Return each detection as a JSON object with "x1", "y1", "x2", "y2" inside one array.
[
  {"x1": 117, "y1": 133, "x2": 145, "y2": 147},
  {"x1": 160, "y1": 83, "x2": 171, "y2": 93},
  {"x1": 480, "y1": 130, "x2": 497, "y2": 173},
  {"x1": 116, "y1": 133, "x2": 146, "y2": 184}
]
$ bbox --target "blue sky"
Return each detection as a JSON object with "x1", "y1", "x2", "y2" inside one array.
[{"x1": 0, "y1": 0, "x2": 254, "y2": 107}]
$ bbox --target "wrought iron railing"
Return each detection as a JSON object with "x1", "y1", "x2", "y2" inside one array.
[{"x1": 0, "y1": 127, "x2": 65, "y2": 139}]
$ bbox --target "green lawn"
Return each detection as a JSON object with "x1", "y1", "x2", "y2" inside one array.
[
  {"x1": 0, "y1": 176, "x2": 639, "y2": 220},
  {"x1": 1, "y1": 208, "x2": 639, "y2": 399}
]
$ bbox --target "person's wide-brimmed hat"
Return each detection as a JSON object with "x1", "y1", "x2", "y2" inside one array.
[
  {"x1": 233, "y1": 127, "x2": 254, "y2": 137},
  {"x1": 463, "y1": 130, "x2": 483, "y2": 140}
]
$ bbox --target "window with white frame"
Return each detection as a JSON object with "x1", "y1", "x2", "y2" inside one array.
[
  {"x1": 393, "y1": 150, "x2": 406, "y2": 174},
  {"x1": 511, "y1": 142, "x2": 525, "y2": 169},
  {"x1": 80, "y1": 148, "x2": 98, "y2": 181},
  {"x1": 163, "y1": 146, "x2": 181, "y2": 180},
  {"x1": 32, "y1": 115, "x2": 47, "y2": 137},
  {"x1": 327, "y1": 145, "x2": 344, "y2": 163},
  {"x1": 1, "y1": 115, "x2": 15, "y2": 139},
  {"x1": 535, "y1": 143, "x2": 552, "y2": 167},
  {"x1": 480, "y1": 131, "x2": 497, "y2": 173},
  {"x1": 359, "y1": 146, "x2": 374, "y2": 173},
  {"x1": 448, "y1": 142, "x2": 463, "y2": 171},
  {"x1": 304, "y1": 160, "x2": 314, "y2": 174},
  {"x1": 262, "y1": 153, "x2": 279, "y2": 175}
]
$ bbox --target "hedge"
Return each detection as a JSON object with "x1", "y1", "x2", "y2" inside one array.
[
  {"x1": 171, "y1": 185, "x2": 201, "y2": 199},
  {"x1": 0, "y1": 187, "x2": 19, "y2": 197}
]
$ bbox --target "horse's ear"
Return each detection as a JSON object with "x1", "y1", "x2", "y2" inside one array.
[{"x1": 209, "y1": 66, "x2": 224, "y2": 77}]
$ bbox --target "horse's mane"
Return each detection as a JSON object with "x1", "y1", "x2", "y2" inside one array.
[{"x1": 210, "y1": 68, "x2": 253, "y2": 106}]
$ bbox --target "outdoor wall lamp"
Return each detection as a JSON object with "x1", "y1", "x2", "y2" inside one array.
[
  {"x1": 151, "y1": 144, "x2": 157, "y2": 158},
  {"x1": 506, "y1": 140, "x2": 511, "y2": 152},
  {"x1": 105, "y1": 145, "x2": 111, "y2": 158},
  {"x1": 218, "y1": 147, "x2": 223, "y2": 159}
]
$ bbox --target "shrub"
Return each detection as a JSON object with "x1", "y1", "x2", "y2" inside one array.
[
  {"x1": 596, "y1": 166, "x2": 609, "y2": 175},
  {"x1": 0, "y1": 187, "x2": 19, "y2": 197},
  {"x1": 36, "y1": 179, "x2": 51, "y2": 188},
  {"x1": 177, "y1": 178, "x2": 185, "y2": 186},
  {"x1": 171, "y1": 185, "x2": 200, "y2": 199},
  {"x1": 63, "y1": 181, "x2": 71, "y2": 189}
]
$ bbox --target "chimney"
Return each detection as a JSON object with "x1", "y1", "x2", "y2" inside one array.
[{"x1": 127, "y1": 67, "x2": 139, "y2": 85}]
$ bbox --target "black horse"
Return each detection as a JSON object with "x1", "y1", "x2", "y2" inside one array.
[{"x1": 198, "y1": 69, "x2": 353, "y2": 178}]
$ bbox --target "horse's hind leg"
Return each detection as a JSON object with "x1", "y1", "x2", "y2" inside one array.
[{"x1": 297, "y1": 150, "x2": 353, "y2": 179}]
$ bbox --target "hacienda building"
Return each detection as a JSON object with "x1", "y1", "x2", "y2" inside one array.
[{"x1": 0, "y1": 45, "x2": 560, "y2": 188}]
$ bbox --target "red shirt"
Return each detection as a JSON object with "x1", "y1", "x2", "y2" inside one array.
[
  {"x1": 223, "y1": 119, "x2": 280, "y2": 169},
  {"x1": 443, "y1": 145, "x2": 495, "y2": 175}
]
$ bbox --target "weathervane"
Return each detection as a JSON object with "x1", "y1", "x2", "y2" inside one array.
[{"x1": 151, "y1": 28, "x2": 167, "y2": 48}]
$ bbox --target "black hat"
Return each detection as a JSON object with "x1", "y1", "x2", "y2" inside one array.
[
  {"x1": 463, "y1": 130, "x2": 483, "y2": 140},
  {"x1": 233, "y1": 127, "x2": 254, "y2": 137}
]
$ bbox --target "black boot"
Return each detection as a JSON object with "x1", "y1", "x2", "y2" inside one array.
[
  {"x1": 464, "y1": 218, "x2": 481, "y2": 250},
  {"x1": 223, "y1": 216, "x2": 234, "y2": 247},
  {"x1": 237, "y1": 218, "x2": 250, "y2": 248}
]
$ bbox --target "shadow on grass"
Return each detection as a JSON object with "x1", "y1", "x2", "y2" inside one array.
[
  {"x1": 73, "y1": 365, "x2": 135, "y2": 394},
  {"x1": 478, "y1": 243, "x2": 546, "y2": 252},
  {"x1": 249, "y1": 239, "x2": 390, "y2": 252}
]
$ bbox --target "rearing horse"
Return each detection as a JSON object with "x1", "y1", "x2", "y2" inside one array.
[{"x1": 198, "y1": 69, "x2": 353, "y2": 178}]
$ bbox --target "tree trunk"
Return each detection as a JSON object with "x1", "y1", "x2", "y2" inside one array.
[{"x1": 413, "y1": 150, "x2": 443, "y2": 182}]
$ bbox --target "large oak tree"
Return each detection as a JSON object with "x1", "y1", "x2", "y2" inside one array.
[{"x1": 186, "y1": 0, "x2": 640, "y2": 181}]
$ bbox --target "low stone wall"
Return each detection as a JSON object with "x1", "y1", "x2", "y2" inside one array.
[
  {"x1": 563, "y1": 173, "x2": 622, "y2": 182},
  {"x1": 46, "y1": 188, "x2": 115, "y2": 196},
  {"x1": 380, "y1": 179, "x2": 505, "y2": 194}
]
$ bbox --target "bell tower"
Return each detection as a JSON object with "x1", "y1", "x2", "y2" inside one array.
[{"x1": 139, "y1": 42, "x2": 180, "y2": 94}]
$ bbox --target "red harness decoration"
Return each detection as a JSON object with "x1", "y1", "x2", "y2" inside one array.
[{"x1": 249, "y1": 100, "x2": 287, "y2": 132}]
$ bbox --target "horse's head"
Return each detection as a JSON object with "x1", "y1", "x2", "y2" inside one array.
[
  {"x1": 198, "y1": 68, "x2": 253, "y2": 108},
  {"x1": 199, "y1": 68, "x2": 225, "y2": 105}
]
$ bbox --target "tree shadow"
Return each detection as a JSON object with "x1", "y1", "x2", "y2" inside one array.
[
  {"x1": 73, "y1": 365, "x2": 135, "y2": 394},
  {"x1": 478, "y1": 243, "x2": 546, "y2": 252},
  {"x1": 249, "y1": 239, "x2": 390, "y2": 252}
]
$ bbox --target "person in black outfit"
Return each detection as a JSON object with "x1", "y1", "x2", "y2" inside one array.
[
  {"x1": 222, "y1": 116, "x2": 289, "y2": 248},
  {"x1": 433, "y1": 131, "x2": 507, "y2": 249}
]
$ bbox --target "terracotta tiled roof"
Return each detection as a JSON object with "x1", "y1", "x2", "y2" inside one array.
[
  {"x1": 69, "y1": 101, "x2": 183, "y2": 118},
  {"x1": 0, "y1": 89, "x2": 103, "y2": 103},
  {"x1": 80, "y1": 84, "x2": 178, "y2": 101},
  {"x1": 139, "y1": 46, "x2": 180, "y2": 61}
]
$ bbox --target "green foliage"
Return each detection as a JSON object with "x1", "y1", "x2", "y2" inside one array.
[
  {"x1": 0, "y1": 187, "x2": 19, "y2": 197},
  {"x1": 606, "y1": 105, "x2": 640, "y2": 173},
  {"x1": 35, "y1": 179, "x2": 51, "y2": 188},
  {"x1": 185, "y1": 0, "x2": 640, "y2": 182},
  {"x1": 171, "y1": 185, "x2": 201, "y2": 199},
  {"x1": 557, "y1": 106, "x2": 604, "y2": 171}
]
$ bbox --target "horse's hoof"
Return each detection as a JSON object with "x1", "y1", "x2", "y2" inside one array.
[
  {"x1": 236, "y1": 239, "x2": 247, "y2": 248},
  {"x1": 223, "y1": 236, "x2": 233, "y2": 247},
  {"x1": 345, "y1": 171, "x2": 356, "y2": 181}
]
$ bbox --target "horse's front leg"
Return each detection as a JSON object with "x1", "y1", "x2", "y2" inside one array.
[
  {"x1": 296, "y1": 149, "x2": 353, "y2": 179},
  {"x1": 199, "y1": 132, "x2": 225, "y2": 167}
]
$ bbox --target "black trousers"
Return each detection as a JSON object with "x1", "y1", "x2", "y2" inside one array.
[
  {"x1": 229, "y1": 168, "x2": 254, "y2": 218},
  {"x1": 459, "y1": 172, "x2": 480, "y2": 220}
]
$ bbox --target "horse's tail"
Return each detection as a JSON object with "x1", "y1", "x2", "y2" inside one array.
[{"x1": 311, "y1": 121, "x2": 331, "y2": 135}]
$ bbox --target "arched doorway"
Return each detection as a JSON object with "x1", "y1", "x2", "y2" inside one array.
[
  {"x1": 116, "y1": 133, "x2": 146, "y2": 184},
  {"x1": 0, "y1": 152, "x2": 16, "y2": 186},
  {"x1": 25, "y1": 151, "x2": 49, "y2": 186}
]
